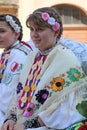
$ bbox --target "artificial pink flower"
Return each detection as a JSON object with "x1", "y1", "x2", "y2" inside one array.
[
  {"x1": 23, "y1": 102, "x2": 35, "y2": 117},
  {"x1": 52, "y1": 22, "x2": 60, "y2": 31},
  {"x1": 42, "y1": 12, "x2": 49, "y2": 21},
  {"x1": 23, "y1": 109, "x2": 34, "y2": 117},
  {"x1": 41, "y1": 12, "x2": 60, "y2": 32},
  {"x1": 29, "y1": 102, "x2": 35, "y2": 108}
]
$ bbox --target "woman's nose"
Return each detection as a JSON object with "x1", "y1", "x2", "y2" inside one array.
[{"x1": 32, "y1": 30, "x2": 39, "y2": 37}]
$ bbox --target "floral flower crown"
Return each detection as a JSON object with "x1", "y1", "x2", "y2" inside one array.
[
  {"x1": 5, "y1": 15, "x2": 21, "y2": 33},
  {"x1": 37, "y1": 12, "x2": 60, "y2": 31}
]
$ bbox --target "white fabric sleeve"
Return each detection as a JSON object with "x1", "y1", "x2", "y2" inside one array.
[
  {"x1": 0, "y1": 75, "x2": 18, "y2": 113},
  {"x1": 38, "y1": 92, "x2": 86, "y2": 129},
  {"x1": 0, "y1": 83, "x2": 15, "y2": 113},
  {"x1": 0, "y1": 77, "x2": 18, "y2": 126}
]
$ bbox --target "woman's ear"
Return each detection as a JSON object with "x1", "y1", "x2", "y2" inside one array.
[
  {"x1": 15, "y1": 32, "x2": 20, "y2": 40},
  {"x1": 54, "y1": 30, "x2": 59, "y2": 37}
]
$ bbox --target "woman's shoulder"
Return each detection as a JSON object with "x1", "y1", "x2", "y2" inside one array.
[{"x1": 12, "y1": 41, "x2": 32, "y2": 56}]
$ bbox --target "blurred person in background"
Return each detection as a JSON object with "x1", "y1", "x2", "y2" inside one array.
[{"x1": 0, "y1": 14, "x2": 32, "y2": 126}]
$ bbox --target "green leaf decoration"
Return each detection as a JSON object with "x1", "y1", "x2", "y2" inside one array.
[{"x1": 76, "y1": 101, "x2": 87, "y2": 118}]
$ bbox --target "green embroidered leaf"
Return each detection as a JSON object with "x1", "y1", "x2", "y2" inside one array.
[
  {"x1": 35, "y1": 104, "x2": 40, "y2": 110},
  {"x1": 76, "y1": 101, "x2": 87, "y2": 118}
]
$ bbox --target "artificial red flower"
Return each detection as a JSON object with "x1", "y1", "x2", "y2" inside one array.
[{"x1": 78, "y1": 122, "x2": 87, "y2": 130}]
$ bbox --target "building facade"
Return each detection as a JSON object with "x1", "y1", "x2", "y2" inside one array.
[
  {"x1": 0, "y1": 0, "x2": 87, "y2": 43},
  {"x1": 0, "y1": 0, "x2": 18, "y2": 15}
]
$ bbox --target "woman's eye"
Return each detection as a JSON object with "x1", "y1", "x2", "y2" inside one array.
[
  {"x1": 29, "y1": 27, "x2": 44, "y2": 32},
  {"x1": 29, "y1": 28, "x2": 34, "y2": 31},
  {"x1": 37, "y1": 28, "x2": 44, "y2": 31},
  {"x1": 0, "y1": 29, "x2": 6, "y2": 33}
]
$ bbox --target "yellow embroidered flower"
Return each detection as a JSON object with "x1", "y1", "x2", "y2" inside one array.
[
  {"x1": 5, "y1": 54, "x2": 9, "y2": 59},
  {"x1": 24, "y1": 86, "x2": 30, "y2": 92},
  {"x1": 21, "y1": 96, "x2": 27, "y2": 103},
  {"x1": 74, "y1": 73, "x2": 79, "y2": 78},
  {"x1": 31, "y1": 83, "x2": 36, "y2": 91},
  {"x1": 28, "y1": 74, "x2": 33, "y2": 80},
  {"x1": 50, "y1": 77, "x2": 65, "y2": 92},
  {"x1": 1, "y1": 63, "x2": 6, "y2": 69}
]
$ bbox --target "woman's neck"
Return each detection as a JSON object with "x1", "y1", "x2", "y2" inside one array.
[{"x1": 38, "y1": 41, "x2": 59, "y2": 55}]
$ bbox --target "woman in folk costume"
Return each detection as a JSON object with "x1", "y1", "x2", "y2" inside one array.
[
  {"x1": 0, "y1": 14, "x2": 32, "y2": 126},
  {"x1": 27, "y1": 37, "x2": 87, "y2": 75},
  {"x1": 1, "y1": 7, "x2": 87, "y2": 130}
]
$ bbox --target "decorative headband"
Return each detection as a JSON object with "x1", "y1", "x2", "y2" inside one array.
[
  {"x1": 5, "y1": 15, "x2": 21, "y2": 33},
  {"x1": 34, "y1": 12, "x2": 60, "y2": 31}
]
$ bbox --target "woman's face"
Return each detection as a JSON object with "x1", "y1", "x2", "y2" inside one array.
[
  {"x1": 29, "y1": 23, "x2": 58, "y2": 51},
  {"x1": 0, "y1": 21, "x2": 20, "y2": 49}
]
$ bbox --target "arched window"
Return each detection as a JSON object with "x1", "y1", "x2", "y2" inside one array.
[{"x1": 53, "y1": 5, "x2": 87, "y2": 25}]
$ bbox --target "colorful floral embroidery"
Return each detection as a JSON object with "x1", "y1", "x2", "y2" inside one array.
[
  {"x1": 11, "y1": 62, "x2": 23, "y2": 72},
  {"x1": 50, "y1": 77, "x2": 65, "y2": 91},
  {"x1": 0, "y1": 51, "x2": 10, "y2": 83},
  {"x1": 24, "y1": 85, "x2": 30, "y2": 92},
  {"x1": 17, "y1": 66, "x2": 85, "y2": 118},
  {"x1": 35, "y1": 104, "x2": 40, "y2": 109},
  {"x1": 31, "y1": 83, "x2": 37, "y2": 91},
  {"x1": 64, "y1": 81, "x2": 71, "y2": 87},
  {"x1": 11, "y1": 62, "x2": 19, "y2": 72},
  {"x1": 67, "y1": 68, "x2": 81, "y2": 81},
  {"x1": 17, "y1": 54, "x2": 47, "y2": 117},
  {"x1": 23, "y1": 102, "x2": 35, "y2": 117},
  {"x1": 17, "y1": 82, "x2": 23, "y2": 94},
  {"x1": 35, "y1": 89, "x2": 49, "y2": 104}
]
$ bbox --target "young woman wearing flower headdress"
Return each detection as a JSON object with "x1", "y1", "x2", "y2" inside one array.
[
  {"x1": 1, "y1": 7, "x2": 87, "y2": 130},
  {"x1": 0, "y1": 14, "x2": 32, "y2": 127}
]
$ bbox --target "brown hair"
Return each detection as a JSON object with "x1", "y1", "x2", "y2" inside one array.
[{"x1": 26, "y1": 7, "x2": 63, "y2": 39}]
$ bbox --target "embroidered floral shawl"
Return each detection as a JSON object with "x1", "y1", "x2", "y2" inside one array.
[{"x1": 7, "y1": 43, "x2": 87, "y2": 123}]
